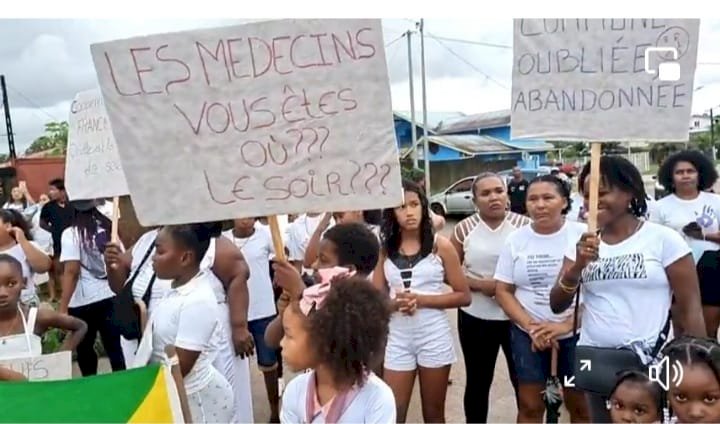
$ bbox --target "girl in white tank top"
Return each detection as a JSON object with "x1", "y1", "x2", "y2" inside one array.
[
  {"x1": 0, "y1": 254, "x2": 87, "y2": 362},
  {"x1": 372, "y1": 181, "x2": 470, "y2": 423}
]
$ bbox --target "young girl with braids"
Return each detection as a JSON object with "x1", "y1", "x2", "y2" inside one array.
[
  {"x1": 607, "y1": 370, "x2": 664, "y2": 423},
  {"x1": 280, "y1": 275, "x2": 395, "y2": 423},
  {"x1": 663, "y1": 336, "x2": 720, "y2": 423}
]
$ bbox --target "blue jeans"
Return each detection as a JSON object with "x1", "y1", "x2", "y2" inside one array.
[{"x1": 510, "y1": 324, "x2": 578, "y2": 384}]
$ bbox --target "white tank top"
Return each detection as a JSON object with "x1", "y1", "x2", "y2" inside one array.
[
  {"x1": 383, "y1": 244, "x2": 449, "y2": 329},
  {"x1": 0, "y1": 307, "x2": 42, "y2": 360}
]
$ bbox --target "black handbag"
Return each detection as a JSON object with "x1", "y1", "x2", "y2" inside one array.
[
  {"x1": 571, "y1": 287, "x2": 670, "y2": 397},
  {"x1": 110, "y1": 240, "x2": 157, "y2": 341}
]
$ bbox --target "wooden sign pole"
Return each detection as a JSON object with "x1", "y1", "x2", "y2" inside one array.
[
  {"x1": 267, "y1": 215, "x2": 287, "y2": 263},
  {"x1": 586, "y1": 143, "x2": 602, "y2": 233},
  {"x1": 110, "y1": 196, "x2": 121, "y2": 243}
]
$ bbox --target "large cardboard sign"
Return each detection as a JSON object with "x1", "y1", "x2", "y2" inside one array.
[
  {"x1": 511, "y1": 19, "x2": 700, "y2": 142},
  {"x1": 91, "y1": 19, "x2": 403, "y2": 225}
]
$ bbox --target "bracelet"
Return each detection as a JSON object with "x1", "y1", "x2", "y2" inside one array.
[{"x1": 558, "y1": 277, "x2": 579, "y2": 294}]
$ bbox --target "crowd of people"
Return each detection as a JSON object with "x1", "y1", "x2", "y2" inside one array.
[{"x1": 1, "y1": 151, "x2": 720, "y2": 424}]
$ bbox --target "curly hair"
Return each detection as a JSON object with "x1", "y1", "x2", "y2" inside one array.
[
  {"x1": 578, "y1": 155, "x2": 648, "y2": 218},
  {"x1": 663, "y1": 335, "x2": 720, "y2": 385},
  {"x1": 381, "y1": 180, "x2": 434, "y2": 259},
  {"x1": 528, "y1": 174, "x2": 572, "y2": 215},
  {"x1": 657, "y1": 150, "x2": 718, "y2": 193},
  {"x1": 306, "y1": 277, "x2": 391, "y2": 387}
]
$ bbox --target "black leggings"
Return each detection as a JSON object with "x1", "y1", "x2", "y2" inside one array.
[
  {"x1": 457, "y1": 310, "x2": 519, "y2": 423},
  {"x1": 69, "y1": 298, "x2": 126, "y2": 376}
]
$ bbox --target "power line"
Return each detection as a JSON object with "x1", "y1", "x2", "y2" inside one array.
[
  {"x1": 385, "y1": 32, "x2": 406, "y2": 48},
  {"x1": 428, "y1": 35, "x2": 511, "y2": 49},
  {"x1": 6, "y1": 85, "x2": 59, "y2": 122},
  {"x1": 428, "y1": 34, "x2": 509, "y2": 90}
]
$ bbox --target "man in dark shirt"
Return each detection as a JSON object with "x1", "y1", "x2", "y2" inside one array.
[
  {"x1": 40, "y1": 178, "x2": 76, "y2": 301},
  {"x1": 507, "y1": 167, "x2": 529, "y2": 215}
]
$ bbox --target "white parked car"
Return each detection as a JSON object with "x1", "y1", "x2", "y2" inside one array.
[
  {"x1": 429, "y1": 177, "x2": 476, "y2": 216},
  {"x1": 430, "y1": 167, "x2": 552, "y2": 217}
]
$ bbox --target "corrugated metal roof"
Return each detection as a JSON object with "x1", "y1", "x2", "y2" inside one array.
[
  {"x1": 400, "y1": 134, "x2": 555, "y2": 159},
  {"x1": 499, "y1": 139, "x2": 556, "y2": 151},
  {"x1": 394, "y1": 111, "x2": 466, "y2": 132},
  {"x1": 436, "y1": 109, "x2": 511, "y2": 134}
]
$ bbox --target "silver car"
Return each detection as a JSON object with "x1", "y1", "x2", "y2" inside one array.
[{"x1": 430, "y1": 167, "x2": 551, "y2": 217}]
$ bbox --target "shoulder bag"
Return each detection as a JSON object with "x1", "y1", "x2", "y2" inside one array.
[
  {"x1": 110, "y1": 239, "x2": 157, "y2": 341},
  {"x1": 572, "y1": 286, "x2": 670, "y2": 397}
]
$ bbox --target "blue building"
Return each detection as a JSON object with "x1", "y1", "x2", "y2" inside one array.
[{"x1": 394, "y1": 109, "x2": 554, "y2": 192}]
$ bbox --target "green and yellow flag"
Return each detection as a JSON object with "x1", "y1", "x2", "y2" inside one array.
[{"x1": 0, "y1": 364, "x2": 184, "y2": 423}]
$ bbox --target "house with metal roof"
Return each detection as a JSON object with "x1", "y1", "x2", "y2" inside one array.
[{"x1": 393, "y1": 109, "x2": 555, "y2": 192}]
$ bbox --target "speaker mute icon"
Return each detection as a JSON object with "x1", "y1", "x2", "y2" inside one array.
[{"x1": 649, "y1": 356, "x2": 684, "y2": 391}]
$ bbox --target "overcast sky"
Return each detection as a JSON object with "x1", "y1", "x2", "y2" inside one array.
[{"x1": 1, "y1": 18, "x2": 719, "y2": 154}]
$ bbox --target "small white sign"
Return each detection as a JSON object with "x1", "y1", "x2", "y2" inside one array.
[{"x1": 0, "y1": 351, "x2": 73, "y2": 381}]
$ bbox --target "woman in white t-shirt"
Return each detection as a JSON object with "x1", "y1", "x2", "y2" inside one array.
[
  {"x1": 59, "y1": 200, "x2": 125, "y2": 376},
  {"x1": 104, "y1": 224, "x2": 255, "y2": 424},
  {"x1": 652, "y1": 150, "x2": 720, "y2": 338},
  {"x1": 372, "y1": 180, "x2": 470, "y2": 423},
  {"x1": 223, "y1": 218, "x2": 281, "y2": 422},
  {"x1": 149, "y1": 224, "x2": 233, "y2": 423},
  {"x1": 0, "y1": 209, "x2": 51, "y2": 306},
  {"x1": 450, "y1": 172, "x2": 530, "y2": 423},
  {"x1": 550, "y1": 155, "x2": 706, "y2": 423},
  {"x1": 494, "y1": 175, "x2": 589, "y2": 423}
]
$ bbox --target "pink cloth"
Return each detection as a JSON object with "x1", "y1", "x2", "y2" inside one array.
[{"x1": 298, "y1": 267, "x2": 355, "y2": 315}]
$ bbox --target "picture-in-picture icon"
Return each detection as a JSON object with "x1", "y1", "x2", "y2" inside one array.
[{"x1": 645, "y1": 47, "x2": 681, "y2": 82}]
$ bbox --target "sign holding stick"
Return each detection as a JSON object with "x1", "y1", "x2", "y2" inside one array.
[
  {"x1": 111, "y1": 196, "x2": 121, "y2": 243},
  {"x1": 266, "y1": 215, "x2": 287, "y2": 263},
  {"x1": 511, "y1": 19, "x2": 700, "y2": 228},
  {"x1": 65, "y1": 89, "x2": 129, "y2": 201},
  {"x1": 91, "y1": 19, "x2": 403, "y2": 226}
]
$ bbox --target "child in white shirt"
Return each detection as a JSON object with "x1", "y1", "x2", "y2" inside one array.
[{"x1": 279, "y1": 276, "x2": 395, "y2": 423}]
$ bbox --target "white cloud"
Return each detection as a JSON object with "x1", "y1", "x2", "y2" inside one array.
[{"x1": 1, "y1": 18, "x2": 719, "y2": 155}]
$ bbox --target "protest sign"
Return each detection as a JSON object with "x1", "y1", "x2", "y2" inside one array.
[
  {"x1": 65, "y1": 89, "x2": 129, "y2": 200},
  {"x1": 0, "y1": 351, "x2": 72, "y2": 381},
  {"x1": 511, "y1": 19, "x2": 700, "y2": 142},
  {"x1": 90, "y1": 19, "x2": 402, "y2": 226}
]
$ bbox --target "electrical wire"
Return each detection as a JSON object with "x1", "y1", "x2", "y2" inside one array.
[
  {"x1": 385, "y1": 32, "x2": 406, "y2": 48},
  {"x1": 6, "y1": 85, "x2": 59, "y2": 121},
  {"x1": 428, "y1": 35, "x2": 511, "y2": 49},
  {"x1": 428, "y1": 34, "x2": 509, "y2": 90}
]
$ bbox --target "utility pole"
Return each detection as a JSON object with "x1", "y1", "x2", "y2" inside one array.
[
  {"x1": 407, "y1": 30, "x2": 418, "y2": 168},
  {"x1": 419, "y1": 19, "x2": 430, "y2": 192},
  {"x1": 711, "y1": 108, "x2": 716, "y2": 161},
  {"x1": 0, "y1": 75, "x2": 16, "y2": 160}
]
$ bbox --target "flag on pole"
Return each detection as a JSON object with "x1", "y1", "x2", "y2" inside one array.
[{"x1": 0, "y1": 364, "x2": 184, "y2": 423}]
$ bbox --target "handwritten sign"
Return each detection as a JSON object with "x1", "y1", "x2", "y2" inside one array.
[
  {"x1": 511, "y1": 19, "x2": 700, "y2": 142},
  {"x1": 65, "y1": 89, "x2": 129, "y2": 200},
  {"x1": 0, "y1": 351, "x2": 72, "y2": 381},
  {"x1": 90, "y1": 19, "x2": 402, "y2": 225}
]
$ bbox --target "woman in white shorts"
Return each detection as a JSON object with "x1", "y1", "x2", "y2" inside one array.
[{"x1": 373, "y1": 180, "x2": 470, "y2": 423}]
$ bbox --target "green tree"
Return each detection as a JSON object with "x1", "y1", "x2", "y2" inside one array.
[{"x1": 25, "y1": 121, "x2": 68, "y2": 156}]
